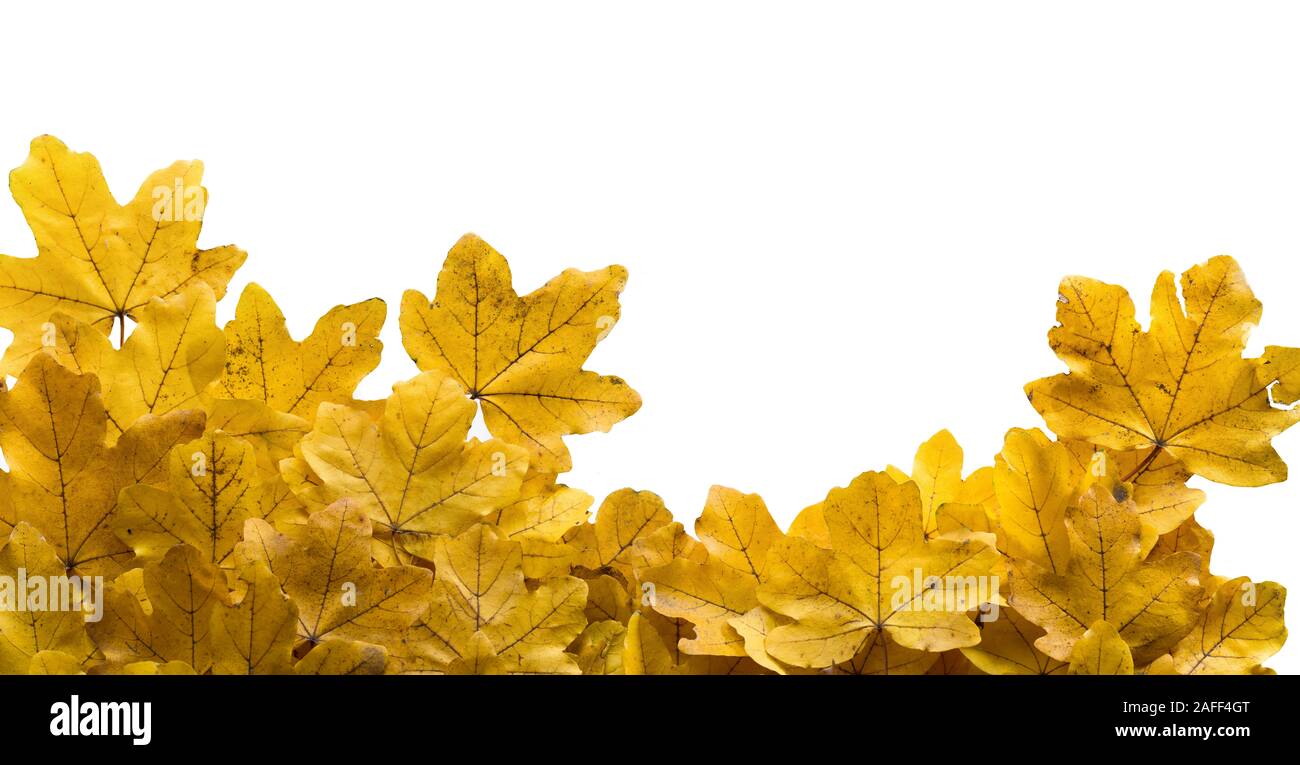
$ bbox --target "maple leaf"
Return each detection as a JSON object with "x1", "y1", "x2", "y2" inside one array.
[
  {"x1": 959, "y1": 607, "x2": 1068, "y2": 675},
  {"x1": 295, "y1": 638, "x2": 387, "y2": 675},
  {"x1": 1068, "y1": 620, "x2": 1134, "y2": 675},
  {"x1": 622, "y1": 611, "x2": 676, "y2": 675},
  {"x1": 1170, "y1": 576, "x2": 1286, "y2": 674},
  {"x1": 1008, "y1": 485, "x2": 1203, "y2": 664},
  {"x1": 1150, "y1": 515, "x2": 1215, "y2": 587},
  {"x1": 491, "y1": 472, "x2": 591, "y2": 579},
  {"x1": 37, "y1": 285, "x2": 223, "y2": 442},
  {"x1": 886, "y1": 429, "x2": 994, "y2": 538},
  {"x1": 640, "y1": 486, "x2": 783, "y2": 659},
  {"x1": 797, "y1": 431, "x2": 997, "y2": 548},
  {"x1": 564, "y1": 488, "x2": 674, "y2": 583},
  {"x1": 573, "y1": 620, "x2": 628, "y2": 675},
  {"x1": 1063, "y1": 440, "x2": 1205, "y2": 537},
  {"x1": 209, "y1": 283, "x2": 385, "y2": 421},
  {"x1": 90, "y1": 543, "x2": 229, "y2": 672},
  {"x1": 399, "y1": 233, "x2": 641, "y2": 472},
  {"x1": 0, "y1": 136, "x2": 244, "y2": 372},
  {"x1": 27, "y1": 651, "x2": 88, "y2": 675},
  {"x1": 1026, "y1": 255, "x2": 1300, "y2": 486},
  {"x1": 398, "y1": 524, "x2": 587, "y2": 674},
  {"x1": 209, "y1": 561, "x2": 298, "y2": 674},
  {"x1": 0, "y1": 524, "x2": 96, "y2": 673},
  {"x1": 758, "y1": 471, "x2": 999, "y2": 668},
  {"x1": 0, "y1": 354, "x2": 204, "y2": 574},
  {"x1": 235, "y1": 501, "x2": 431, "y2": 651},
  {"x1": 115, "y1": 432, "x2": 277, "y2": 567},
  {"x1": 992, "y1": 428, "x2": 1081, "y2": 573},
  {"x1": 282, "y1": 371, "x2": 529, "y2": 560}
]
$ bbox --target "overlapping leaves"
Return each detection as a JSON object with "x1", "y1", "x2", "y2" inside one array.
[{"x1": 0, "y1": 138, "x2": 1289, "y2": 675}]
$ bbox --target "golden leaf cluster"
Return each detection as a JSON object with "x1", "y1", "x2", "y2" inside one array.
[{"x1": 0, "y1": 137, "x2": 1290, "y2": 675}]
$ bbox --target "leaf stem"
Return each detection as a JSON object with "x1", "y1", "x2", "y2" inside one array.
[{"x1": 1122, "y1": 446, "x2": 1163, "y2": 483}]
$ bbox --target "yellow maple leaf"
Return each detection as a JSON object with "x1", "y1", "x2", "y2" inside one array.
[
  {"x1": 640, "y1": 486, "x2": 783, "y2": 659},
  {"x1": 399, "y1": 524, "x2": 587, "y2": 674},
  {"x1": 283, "y1": 371, "x2": 528, "y2": 560},
  {"x1": 115, "y1": 432, "x2": 277, "y2": 567},
  {"x1": 209, "y1": 283, "x2": 385, "y2": 421},
  {"x1": 759, "y1": 471, "x2": 999, "y2": 668},
  {"x1": 0, "y1": 136, "x2": 244, "y2": 373},
  {"x1": 0, "y1": 355, "x2": 204, "y2": 574},
  {"x1": 1008, "y1": 485, "x2": 1203, "y2": 664},
  {"x1": 399, "y1": 233, "x2": 641, "y2": 472},
  {"x1": 39, "y1": 285, "x2": 223, "y2": 441},
  {"x1": 90, "y1": 544, "x2": 230, "y2": 672},
  {"x1": 993, "y1": 427, "x2": 1081, "y2": 573},
  {"x1": 565, "y1": 488, "x2": 674, "y2": 583},
  {"x1": 886, "y1": 429, "x2": 993, "y2": 537},
  {"x1": 235, "y1": 501, "x2": 431, "y2": 651},
  {"x1": 959, "y1": 607, "x2": 1068, "y2": 675},
  {"x1": 209, "y1": 562, "x2": 298, "y2": 674},
  {"x1": 1026, "y1": 255, "x2": 1300, "y2": 486},
  {"x1": 1068, "y1": 620, "x2": 1135, "y2": 675},
  {"x1": 0, "y1": 524, "x2": 96, "y2": 673},
  {"x1": 1063, "y1": 440, "x2": 1205, "y2": 537},
  {"x1": 294, "y1": 638, "x2": 387, "y2": 675},
  {"x1": 1171, "y1": 576, "x2": 1286, "y2": 674}
]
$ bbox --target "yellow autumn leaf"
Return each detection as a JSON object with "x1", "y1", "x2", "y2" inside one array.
[
  {"x1": 283, "y1": 371, "x2": 528, "y2": 560},
  {"x1": 210, "y1": 562, "x2": 298, "y2": 674},
  {"x1": 1009, "y1": 485, "x2": 1203, "y2": 664},
  {"x1": 889, "y1": 429, "x2": 968, "y2": 536},
  {"x1": 1026, "y1": 255, "x2": 1300, "y2": 486},
  {"x1": 0, "y1": 524, "x2": 96, "y2": 673},
  {"x1": 0, "y1": 355, "x2": 204, "y2": 574},
  {"x1": 832, "y1": 631, "x2": 940, "y2": 675},
  {"x1": 409, "y1": 524, "x2": 587, "y2": 674},
  {"x1": 89, "y1": 543, "x2": 229, "y2": 672},
  {"x1": 993, "y1": 428, "x2": 1081, "y2": 572},
  {"x1": 27, "y1": 651, "x2": 88, "y2": 675},
  {"x1": 0, "y1": 136, "x2": 244, "y2": 374},
  {"x1": 640, "y1": 486, "x2": 783, "y2": 659},
  {"x1": 209, "y1": 283, "x2": 385, "y2": 421},
  {"x1": 1064, "y1": 441, "x2": 1205, "y2": 538},
  {"x1": 115, "y1": 432, "x2": 275, "y2": 567},
  {"x1": 1171, "y1": 576, "x2": 1287, "y2": 674},
  {"x1": 759, "y1": 471, "x2": 999, "y2": 668},
  {"x1": 622, "y1": 611, "x2": 676, "y2": 675},
  {"x1": 959, "y1": 607, "x2": 1068, "y2": 675},
  {"x1": 295, "y1": 638, "x2": 387, "y2": 675},
  {"x1": 204, "y1": 399, "x2": 310, "y2": 476},
  {"x1": 1068, "y1": 620, "x2": 1135, "y2": 675},
  {"x1": 37, "y1": 285, "x2": 223, "y2": 441},
  {"x1": 400, "y1": 233, "x2": 641, "y2": 472},
  {"x1": 1150, "y1": 515, "x2": 1216, "y2": 588},
  {"x1": 565, "y1": 488, "x2": 674, "y2": 583},
  {"x1": 572, "y1": 620, "x2": 627, "y2": 675},
  {"x1": 235, "y1": 501, "x2": 431, "y2": 650}
]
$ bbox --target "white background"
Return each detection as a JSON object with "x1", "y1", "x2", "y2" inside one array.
[{"x1": 2, "y1": 1, "x2": 1298, "y2": 672}]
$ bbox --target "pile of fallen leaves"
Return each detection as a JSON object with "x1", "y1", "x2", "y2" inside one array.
[{"x1": 0, "y1": 137, "x2": 1291, "y2": 675}]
